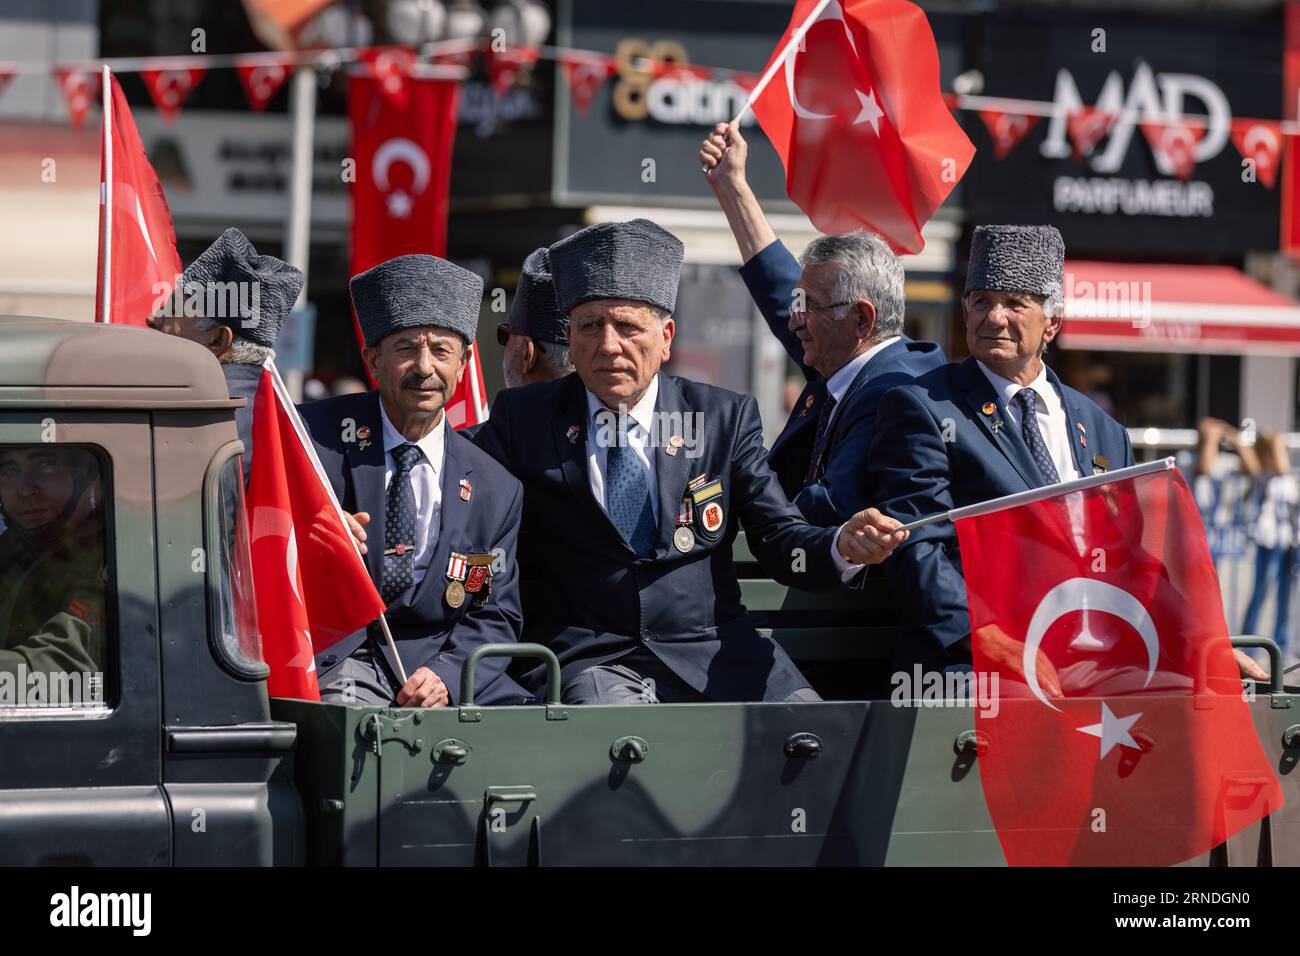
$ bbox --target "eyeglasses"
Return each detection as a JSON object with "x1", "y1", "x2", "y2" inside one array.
[
  {"x1": 791, "y1": 299, "x2": 855, "y2": 319},
  {"x1": 496, "y1": 323, "x2": 526, "y2": 347}
]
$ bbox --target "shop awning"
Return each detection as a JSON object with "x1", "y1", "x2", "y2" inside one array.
[{"x1": 1059, "y1": 260, "x2": 1300, "y2": 355}]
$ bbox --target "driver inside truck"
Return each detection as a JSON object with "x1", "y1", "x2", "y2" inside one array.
[{"x1": 0, "y1": 446, "x2": 108, "y2": 704}]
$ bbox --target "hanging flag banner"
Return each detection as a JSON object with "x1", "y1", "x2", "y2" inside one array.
[
  {"x1": 1233, "y1": 118, "x2": 1283, "y2": 189},
  {"x1": 55, "y1": 67, "x2": 100, "y2": 127},
  {"x1": 488, "y1": 45, "x2": 540, "y2": 96},
  {"x1": 235, "y1": 58, "x2": 291, "y2": 111},
  {"x1": 1066, "y1": 106, "x2": 1117, "y2": 160},
  {"x1": 140, "y1": 66, "x2": 206, "y2": 123},
  {"x1": 359, "y1": 45, "x2": 417, "y2": 108},
  {"x1": 978, "y1": 110, "x2": 1038, "y2": 161},
  {"x1": 559, "y1": 52, "x2": 615, "y2": 114},
  {"x1": 1139, "y1": 120, "x2": 1205, "y2": 181}
]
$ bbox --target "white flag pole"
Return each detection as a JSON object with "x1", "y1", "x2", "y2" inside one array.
[
  {"x1": 894, "y1": 457, "x2": 1178, "y2": 533},
  {"x1": 730, "y1": 0, "x2": 833, "y2": 125},
  {"x1": 263, "y1": 358, "x2": 409, "y2": 686},
  {"x1": 99, "y1": 64, "x2": 112, "y2": 324}
]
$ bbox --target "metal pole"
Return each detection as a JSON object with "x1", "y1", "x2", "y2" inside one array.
[
  {"x1": 99, "y1": 65, "x2": 112, "y2": 324},
  {"x1": 284, "y1": 64, "x2": 317, "y2": 401}
]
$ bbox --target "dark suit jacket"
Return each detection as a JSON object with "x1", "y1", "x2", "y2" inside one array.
[
  {"x1": 738, "y1": 239, "x2": 946, "y2": 524},
  {"x1": 222, "y1": 363, "x2": 262, "y2": 487},
  {"x1": 868, "y1": 356, "x2": 1136, "y2": 672},
  {"x1": 472, "y1": 371, "x2": 842, "y2": 702},
  {"x1": 298, "y1": 390, "x2": 530, "y2": 705}
]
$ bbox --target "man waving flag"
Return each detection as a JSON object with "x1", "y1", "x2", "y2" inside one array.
[
  {"x1": 954, "y1": 460, "x2": 1283, "y2": 866},
  {"x1": 743, "y1": 0, "x2": 974, "y2": 254}
]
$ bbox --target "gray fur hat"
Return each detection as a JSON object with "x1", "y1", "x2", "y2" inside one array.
[
  {"x1": 505, "y1": 247, "x2": 567, "y2": 345},
  {"x1": 180, "y1": 227, "x2": 303, "y2": 348},
  {"x1": 963, "y1": 225, "x2": 1066, "y2": 300},
  {"x1": 548, "y1": 218, "x2": 684, "y2": 316},
  {"x1": 350, "y1": 254, "x2": 483, "y2": 347}
]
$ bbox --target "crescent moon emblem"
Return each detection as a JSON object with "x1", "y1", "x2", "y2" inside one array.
[
  {"x1": 1021, "y1": 577, "x2": 1159, "y2": 711},
  {"x1": 784, "y1": 0, "x2": 858, "y2": 121},
  {"x1": 1243, "y1": 125, "x2": 1279, "y2": 161},
  {"x1": 373, "y1": 137, "x2": 431, "y2": 196},
  {"x1": 250, "y1": 65, "x2": 285, "y2": 99}
]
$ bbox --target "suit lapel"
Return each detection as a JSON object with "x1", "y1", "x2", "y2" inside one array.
[
  {"x1": 1050, "y1": 368, "x2": 1095, "y2": 477},
  {"x1": 773, "y1": 380, "x2": 821, "y2": 455},
  {"x1": 409, "y1": 426, "x2": 473, "y2": 608},
  {"x1": 551, "y1": 373, "x2": 624, "y2": 539},
  {"x1": 345, "y1": 391, "x2": 387, "y2": 589},
  {"x1": 652, "y1": 374, "x2": 695, "y2": 559},
  {"x1": 954, "y1": 357, "x2": 1042, "y2": 490}
]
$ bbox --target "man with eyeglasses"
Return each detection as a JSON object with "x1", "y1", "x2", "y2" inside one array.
[{"x1": 700, "y1": 123, "x2": 946, "y2": 526}]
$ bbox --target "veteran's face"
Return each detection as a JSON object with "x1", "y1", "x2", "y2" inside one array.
[
  {"x1": 147, "y1": 288, "x2": 230, "y2": 358},
  {"x1": 568, "y1": 298, "x2": 673, "y2": 408},
  {"x1": 364, "y1": 327, "x2": 468, "y2": 434},
  {"x1": 963, "y1": 289, "x2": 1060, "y2": 380},
  {"x1": 791, "y1": 262, "x2": 876, "y2": 379},
  {"x1": 0, "y1": 448, "x2": 78, "y2": 533}
]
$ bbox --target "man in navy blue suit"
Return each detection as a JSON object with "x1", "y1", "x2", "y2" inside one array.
[
  {"x1": 473, "y1": 219, "x2": 908, "y2": 704},
  {"x1": 300, "y1": 254, "x2": 529, "y2": 707},
  {"x1": 700, "y1": 123, "x2": 946, "y2": 525},
  {"x1": 869, "y1": 225, "x2": 1137, "y2": 682}
]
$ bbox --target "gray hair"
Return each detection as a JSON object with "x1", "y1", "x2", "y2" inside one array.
[
  {"x1": 537, "y1": 339, "x2": 575, "y2": 377},
  {"x1": 195, "y1": 315, "x2": 273, "y2": 366},
  {"x1": 798, "y1": 231, "x2": 906, "y2": 340}
]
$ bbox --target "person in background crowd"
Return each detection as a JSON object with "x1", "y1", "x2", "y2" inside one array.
[
  {"x1": 148, "y1": 227, "x2": 303, "y2": 485},
  {"x1": 1240, "y1": 430, "x2": 1298, "y2": 658},
  {"x1": 499, "y1": 247, "x2": 574, "y2": 389}
]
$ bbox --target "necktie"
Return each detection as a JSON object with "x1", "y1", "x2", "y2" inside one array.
[
  {"x1": 606, "y1": 419, "x2": 657, "y2": 558},
  {"x1": 804, "y1": 390, "x2": 838, "y2": 487},
  {"x1": 1013, "y1": 389, "x2": 1060, "y2": 485},
  {"x1": 383, "y1": 443, "x2": 424, "y2": 604}
]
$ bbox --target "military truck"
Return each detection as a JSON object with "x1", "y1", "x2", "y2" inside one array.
[{"x1": 1, "y1": 315, "x2": 1295, "y2": 866}]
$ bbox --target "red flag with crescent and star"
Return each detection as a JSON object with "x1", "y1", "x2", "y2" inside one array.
[
  {"x1": 348, "y1": 72, "x2": 489, "y2": 427},
  {"x1": 246, "y1": 361, "x2": 387, "y2": 700},
  {"x1": 747, "y1": 0, "x2": 974, "y2": 254},
  {"x1": 955, "y1": 467, "x2": 1283, "y2": 866}
]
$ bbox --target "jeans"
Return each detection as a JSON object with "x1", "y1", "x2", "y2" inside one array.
[{"x1": 1242, "y1": 545, "x2": 1297, "y2": 655}]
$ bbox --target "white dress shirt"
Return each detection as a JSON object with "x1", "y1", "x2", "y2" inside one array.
[
  {"x1": 586, "y1": 376, "x2": 660, "y2": 523},
  {"x1": 977, "y1": 361, "x2": 1080, "y2": 482},
  {"x1": 379, "y1": 403, "x2": 447, "y2": 585},
  {"x1": 823, "y1": 335, "x2": 900, "y2": 427}
]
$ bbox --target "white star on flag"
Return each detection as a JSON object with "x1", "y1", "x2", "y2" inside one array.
[
  {"x1": 854, "y1": 88, "x2": 884, "y2": 134},
  {"x1": 386, "y1": 189, "x2": 414, "y2": 219},
  {"x1": 1077, "y1": 702, "x2": 1142, "y2": 759}
]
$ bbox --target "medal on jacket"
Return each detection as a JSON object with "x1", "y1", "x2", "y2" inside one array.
[
  {"x1": 445, "y1": 552, "x2": 469, "y2": 608},
  {"x1": 690, "y1": 478, "x2": 726, "y2": 542},
  {"x1": 674, "y1": 499, "x2": 696, "y2": 553},
  {"x1": 464, "y1": 553, "x2": 495, "y2": 605}
]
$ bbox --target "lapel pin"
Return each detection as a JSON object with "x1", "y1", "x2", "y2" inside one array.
[
  {"x1": 1080, "y1": 434, "x2": 1088, "y2": 448},
  {"x1": 981, "y1": 402, "x2": 997, "y2": 416},
  {"x1": 666, "y1": 435, "x2": 684, "y2": 457},
  {"x1": 1076, "y1": 422, "x2": 1087, "y2": 433},
  {"x1": 357, "y1": 425, "x2": 371, "y2": 441},
  {"x1": 566, "y1": 424, "x2": 580, "y2": 444},
  {"x1": 799, "y1": 394, "x2": 815, "y2": 418},
  {"x1": 459, "y1": 478, "x2": 472, "y2": 502},
  {"x1": 990, "y1": 419, "x2": 1003, "y2": 434}
]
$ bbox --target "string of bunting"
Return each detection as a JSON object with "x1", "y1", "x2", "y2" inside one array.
[{"x1": 0, "y1": 38, "x2": 1287, "y2": 186}]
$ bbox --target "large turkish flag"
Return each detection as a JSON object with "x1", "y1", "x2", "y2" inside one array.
[
  {"x1": 246, "y1": 363, "x2": 387, "y2": 700},
  {"x1": 749, "y1": 0, "x2": 974, "y2": 254},
  {"x1": 955, "y1": 468, "x2": 1283, "y2": 866},
  {"x1": 95, "y1": 72, "x2": 183, "y2": 326},
  {"x1": 349, "y1": 72, "x2": 489, "y2": 428}
]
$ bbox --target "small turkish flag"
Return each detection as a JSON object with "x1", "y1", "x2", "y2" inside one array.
[
  {"x1": 55, "y1": 67, "x2": 100, "y2": 127},
  {"x1": 235, "y1": 59, "x2": 291, "y2": 112},
  {"x1": 1232, "y1": 118, "x2": 1282, "y2": 189},
  {"x1": 246, "y1": 363, "x2": 388, "y2": 700},
  {"x1": 1140, "y1": 121, "x2": 1205, "y2": 181},
  {"x1": 95, "y1": 72, "x2": 184, "y2": 326},
  {"x1": 978, "y1": 110, "x2": 1038, "y2": 161},
  {"x1": 559, "y1": 52, "x2": 615, "y2": 114},
  {"x1": 488, "y1": 46, "x2": 540, "y2": 96},
  {"x1": 140, "y1": 67, "x2": 205, "y2": 123},
  {"x1": 1067, "y1": 107, "x2": 1116, "y2": 160},
  {"x1": 359, "y1": 46, "x2": 417, "y2": 109},
  {"x1": 955, "y1": 467, "x2": 1284, "y2": 866},
  {"x1": 749, "y1": 0, "x2": 974, "y2": 254}
]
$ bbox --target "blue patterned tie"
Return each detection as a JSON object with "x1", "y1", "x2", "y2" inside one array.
[
  {"x1": 606, "y1": 420, "x2": 656, "y2": 558},
  {"x1": 383, "y1": 443, "x2": 423, "y2": 604},
  {"x1": 1013, "y1": 389, "x2": 1060, "y2": 485}
]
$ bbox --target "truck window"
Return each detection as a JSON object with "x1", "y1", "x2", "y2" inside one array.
[
  {"x1": 208, "y1": 452, "x2": 265, "y2": 679},
  {"x1": 0, "y1": 445, "x2": 110, "y2": 712}
]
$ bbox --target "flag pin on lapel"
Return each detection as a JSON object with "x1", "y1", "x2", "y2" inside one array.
[
  {"x1": 459, "y1": 479, "x2": 472, "y2": 502},
  {"x1": 666, "y1": 435, "x2": 684, "y2": 457},
  {"x1": 1077, "y1": 423, "x2": 1087, "y2": 448},
  {"x1": 357, "y1": 424, "x2": 371, "y2": 450},
  {"x1": 981, "y1": 402, "x2": 997, "y2": 416},
  {"x1": 566, "y1": 424, "x2": 580, "y2": 444},
  {"x1": 800, "y1": 394, "x2": 814, "y2": 418}
]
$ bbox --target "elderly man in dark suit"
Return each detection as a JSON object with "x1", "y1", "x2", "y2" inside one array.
[
  {"x1": 473, "y1": 219, "x2": 908, "y2": 705},
  {"x1": 870, "y1": 226, "x2": 1139, "y2": 685},
  {"x1": 699, "y1": 123, "x2": 946, "y2": 525},
  {"x1": 148, "y1": 227, "x2": 303, "y2": 485},
  {"x1": 498, "y1": 246, "x2": 573, "y2": 389},
  {"x1": 299, "y1": 255, "x2": 529, "y2": 707}
]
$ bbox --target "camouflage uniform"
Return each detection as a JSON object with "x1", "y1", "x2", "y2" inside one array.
[{"x1": 0, "y1": 522, "x2": 107, "y2": 680}]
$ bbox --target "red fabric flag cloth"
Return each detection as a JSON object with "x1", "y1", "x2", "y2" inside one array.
[
  {"x1": 55, "y1": 67, "x2": 100, "y2": 127},
  {"x1": 1140, "y1": 121, "x2": 1204, "y2": 181},
  {"x1": 955, "y1": 467, "x2": 1284, "y2": 867},
  {"x1": 246, "y1": 364, "x2": 387, "y2": 700},
  {"x1": 140, "y1": 67, "x2": 206, "y2": 123},
  {"x1": 348, "y1": 72, "x2": 488, "y2": 427},
  {"x1": 559, "y1": 53, "x2": 615, "y2": 114},
  {"x1": 1232, "y1": 119, "x2": 1282, "y2": 189},
  {"x1": 235, "y1": 59, "x2": 291, "y2": 112},
  {"x1": 748, "y1": 0, "x2": 974, "y2": 254},
  {"x1": 977, "y1": 110, "x2": 1038, "y2": 161},
  {"x1": 94, "y1": 73, "x2": 183, "y2": 326}
]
